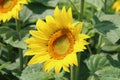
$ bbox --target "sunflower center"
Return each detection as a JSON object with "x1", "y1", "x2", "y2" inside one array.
[
  {"x1": 54, "y1": 35, "x2": 70, "y2": 55},
  {"x1": 0, "y1": 0, "x2": 17, "y2": 13},
  {"x1": 48, "y1": 29, "x2": 75, "y2": 60},
  {"x1": 0, "y1": 0, "x2": 4, "y2": 3}
]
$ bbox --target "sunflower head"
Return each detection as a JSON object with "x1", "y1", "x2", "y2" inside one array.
[
  {"x1": 112, "y1": 0, "x2": 120, "y2": 12},
  {"x1": 25, "y1": 6, "x2": 90, "y2": 74},
  {"x1": 0, "y1": 0, "x2": 27, "y2": 22}
]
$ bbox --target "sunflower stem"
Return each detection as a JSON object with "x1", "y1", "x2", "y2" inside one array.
[
  {"x1": 74, "y1": 0, "x2": 85, "y2": 80},
  {"x1": 79, "y1": 0, "x2": 85, "y2": 21},
  {"x1": 70, "y1": 66, "x2": 75, "y2": 80},
  {"x1": 68, "y1": 0, "x2": 80, "y2": 14},
  {"x1": 19, "y1": 49, "x2": 23, "y2": 71},
  {"x1": 75, "y1": 53, "x2": 81, "y2": 80},
  {"x1": 15, "y1": 19, "x2": 21, "y2": 32},
  {"x1": 15, "y1": 19, "x2": 23, "y2": 72},
  {"x1": 87, "y1": 45, "x2": 92, "y2": 56},
  {"x1": 97, "y1": 35, "x2": 103, "y2": 54},
  {"x1": 104, "y1": 0, "x2": 107, "y2": 12}
]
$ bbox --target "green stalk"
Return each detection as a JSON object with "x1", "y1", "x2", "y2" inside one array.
[
  {"x1": 68, "y1": 0, "x2": 83, "y2": 79},
  {"x1": 74, "y1": 0, "x2": 85, "y2": 80},
  {"x1": 15, "y1": 19, "x2": 21, "y2": 31},
  {"x1": 19, "y1": 49, "x2": 23, "y2": 71},
  {"x1": 15, "y1": 19, "x2": 23, "y2": 71},
  {"x1": 104, "y1": 0, "x2": 107, "y2": 12},
  {"x1": 79, "y1": 0, "x2": 85, "y2": 21},
  {"x1": 7, "y1": 45, "x2": 12, "y2": 61},
  {"x1": 70, "y1": 66, "x2": 75, "y2": 80},
  {"x1": 68, "y1": 0, "x2": 80, "y2": 14},
  {"x1": 69, "y1": 0, "x2": 88, "y2": 80},
  {"x1": 75, "y1": 53, "x2": 81, "y2": 80},
  {"x1": 87, "y1": 45, "x2": 92, "y2": 56},
  {"x1": 96, "y1": 35, "x2": 103, "y2": 54}
]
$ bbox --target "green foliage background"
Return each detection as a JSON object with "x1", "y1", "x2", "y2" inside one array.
[{"x1": 0, "y1": 0, "x2": 120, "y2": 80}]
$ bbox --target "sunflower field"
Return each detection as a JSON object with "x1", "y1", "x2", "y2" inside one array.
[{"x1": 0, "y1": 0, "x2": 120, "y2": 80}]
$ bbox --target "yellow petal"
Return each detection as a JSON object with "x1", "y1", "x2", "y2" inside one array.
[
  {"x1": 36, "y1": 19, "x2": 48, "y2": 31},
  {"x1": 79, "y1": 34, "x2": 90, "y2": 39},
  {"x1": 36, "y1": 19, "x2": 53, "y2": 36},
  {"x1": 43, "y1": 60, "x2": 56, "y2": 72},
  {"x1": 24, "y1": 50, "x2": 47, "y2": 56},
  {"x1": 61, "y1": 6, "x2": 69, "y2": 26},
  {"x1": 25, "y1": 37, "x2": 47, "y2": 44},
  {"x1": 112, "y1": 0, "x2": 120, "y2": 12},
  {"x1": 46, "y1": 16, "x2": 55, "y2": 24},
  {"x1": 76, "y1": 22, "x2": 83, "y2": 33},
  {"x1": 28, "y1": 54, "x2": 50, "y2": 65},
  {"x1": 67, "y1": 8, "x2": 72, "y2": 23},
  {"x1": 72, "y1": 54, "x2": 78, "y2": 66},
  {"x1": 27, "y1": 44, "x2": 47, "y2": 50},
  {"x1": 55, "y1": 61, "x2": 62, "y2": 74},
  {"x1": 63, "y1": 66, "x2": 70, "y2": 72},
  {"x1": 54, "y1": 6, "x2": 60, "y2": 19},
  {"x1": 71, "y1": 22, "x2": 82, "y2": 37},
  {"x1": 64, "y1": 53, "x2": 76, "y2": 66},
  {"x1": 30, "y1": 30, "x2": 49, "y2": 40}
]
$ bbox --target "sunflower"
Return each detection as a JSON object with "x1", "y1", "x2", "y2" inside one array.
[
  {"x1": 0, "y1": 0, "x2": 27, "y2": 22},
  {"x1": 112, "y1": 0, "x2": 120, "y2": 12},
  {"x1": 25, "y1": 6, "x2": 89, "y2": 74}
]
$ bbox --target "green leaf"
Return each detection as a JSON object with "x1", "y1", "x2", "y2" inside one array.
[
  {"x1": 102, "y1": 45, "x2": 120, "y2": 52},
  {"x1": 106, "y1": 29, "x2": 120, "y2": 44},
  {"x1": 86, "y1": 0, "x2": 104, "y2": 11},
  {"x1": 95, "y1": 21, "x2": 117, "y2": 35},
  {"x1": 33, "y1": 0, "x2": 59, "y2": 7},
  {"x1": 85, "y1": 54, "x2": 113, "y2": 80},
  {"x1": 96, "y1": 66, "x2": 120, "y2": 80},
  {"x1": 85, "y1": 54, "x2": 110, "y2": 73},
  {"x1": 20, "y1": 64, "x2": 54, "y2": 80},
  {"x1": 20, "y1": 3, "x2": 54, "y2": 24},
  {"x1": 20, "y1": 63, "x2": 69, "y2": 80},
  {"x1": 94, "y1": 13, "x2": 120, "y2": 44},
  {"x1": 0, "y1": 62, "x2": 11, "y2": 70},
  {"x1": 88, "y1": 75, "x2": 100, "y2": 80},
  {"x1": 6, "y1": 62, "x2": 19, "y2": 70},
  {"x1": 86, "y1": 54, "x2": 120, "y2": 80},
  {"x1": 0, "y1": 42, "x2": 8, "y2": 56},
  {"x1": 55, "y1": 71, "x2": 69, "y2": 80},
  {"x1": 106, "y1": 55, "x2": 120, "y2": 68},
  {"x1": 97, "y1": 14, "x2": 120, "y2": 28},
  {"x1": 0, "y1": 27, "x2": 30, "y2": 49}
]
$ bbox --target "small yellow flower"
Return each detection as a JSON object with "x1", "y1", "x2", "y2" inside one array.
[
  {"x1": 25, "y1": 6, "x2": 89, "y2": 74},
  {"x1": 0, "y1": 0, "x2": 27, "y2": 22},
  {"x1": 112, "y1": 0, "x2": 120, "y2": 12}
]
